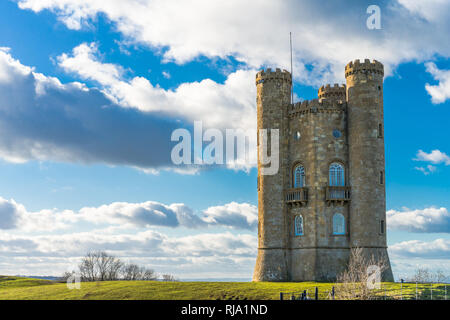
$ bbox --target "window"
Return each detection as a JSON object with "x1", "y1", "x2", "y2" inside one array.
[
  {"x1": 380, "y1": 171, "x2": 384, "y2": 184},
  {"x1": 333, "y1": 129, "x2": 342, "y2": 138},
  {"x1": 378, "y1": 123, "x2": 383, "y2": 138},
  {"x1": 329, "y1": 163, "x2": 345, "y2": 186},
  {"x1": 380, "y1": 220, "x2": 385, "y2": 234},
  {"x1": 294, "y1": 215, "x2": 304, "y2": 236},
  {"x1": 293, "y1": 164, "x2": 305, "y2": 188},
  {"x1": 333, "y1": 213, "x2": 345, "y2": 235},
  {"x1": 294, "y1": 131, "x2": 301, "y2": 140}
]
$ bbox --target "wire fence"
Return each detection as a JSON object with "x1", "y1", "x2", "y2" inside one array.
[{"x1": 280, "y1": 282, "x2": 449, "y2": 300}]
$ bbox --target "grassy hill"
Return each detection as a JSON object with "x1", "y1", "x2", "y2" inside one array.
[{"x1": 0, "y1": 276, "x2": 446, "y2": 300}]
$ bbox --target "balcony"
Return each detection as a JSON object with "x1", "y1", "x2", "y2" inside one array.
[
  {"x1": 326, "y1": 186, "x2": 351, "y2": 205},
  {"x1": 285, "y1": 188, "x2": 308, "y2": 207}
]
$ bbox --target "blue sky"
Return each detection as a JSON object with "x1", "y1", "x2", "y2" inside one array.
[{"x1": 0, "y1": 0, "x2": 449, "y2": 280}]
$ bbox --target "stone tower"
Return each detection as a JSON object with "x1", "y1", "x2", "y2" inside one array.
[{"x1": 253, "y1": 59, "x2": 394, "y2": 282}]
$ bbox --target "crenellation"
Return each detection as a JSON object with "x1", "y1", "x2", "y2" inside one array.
[
  {"x1": 345, "y1": 59, "x2": 384, "y2": 77},
  {"x1": 256, "y1": 68, "x2": 292, "y2": 85},
  {"x1": 318, "y1": 83, "x2": 346, "y2": 102}
]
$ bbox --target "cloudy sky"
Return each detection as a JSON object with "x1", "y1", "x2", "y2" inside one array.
[{"x1": 0, "y1": 0, "x2": 449, "y2": 280}]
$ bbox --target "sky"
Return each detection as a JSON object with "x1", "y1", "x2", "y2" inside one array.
[{"x1": 0, "y1": 0, "x2": 449, "y2": 281}]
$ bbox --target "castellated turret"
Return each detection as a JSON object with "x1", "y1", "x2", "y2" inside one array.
[{"x1": 253, "y1": 60, "x2": 394, "y2": 282}]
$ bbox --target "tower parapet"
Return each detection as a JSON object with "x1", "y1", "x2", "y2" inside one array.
[
  {"x1": 318, "y1": 83, "x2": 346, "y2": 102},
  {"x1": 256, "y1": 68, "x2": 292, "y2": 85},
  {"x1": 345, "y1": 59, "x2": 384, "y2": 77}
]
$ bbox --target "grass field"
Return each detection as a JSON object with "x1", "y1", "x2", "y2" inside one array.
[{"x1": 0, "y1": 276, "x2": 447, "y2": 300}]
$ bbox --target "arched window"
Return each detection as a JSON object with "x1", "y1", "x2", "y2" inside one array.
[
  {"x1": 294, "y1": 215, "x2": 304, "y2": 236},
  {"x1": 333, "y1": 213, "x2": 345, "y2": 235},
  {"x1": 293, "y1": 164, "x2": 305, "y2": 188},
  {"x1": 329, "y1": 163, "x2": 345, "y2": 186}
]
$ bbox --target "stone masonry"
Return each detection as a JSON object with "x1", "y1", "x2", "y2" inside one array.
[{"x1": 253, "y1": 59, "x2": 395, "y2": 282}]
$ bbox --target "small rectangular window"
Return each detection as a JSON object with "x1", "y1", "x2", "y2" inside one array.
[
  {"x1": 380, "y1": 220, "x2": 385, "y2": 234},
  {"x1": 380, "y1": 171, "x2": 384, "y2": 184},
  {"x1": 378, "y1": 123, "x2": 383, "y2": 138}
]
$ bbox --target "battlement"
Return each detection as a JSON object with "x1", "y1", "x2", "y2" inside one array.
[
  {"x1": 256, "y1": 68, "x2": 292, "y2": 85},
  {"x1": 345, "y1": 59, "x2": 384, "y2": 77},
  {"x1": 288, "y1": 98, "x2": 345, "y2": 117},
  {"x1": 318, "y1": 83, "x2": 346, "y2": 102}
]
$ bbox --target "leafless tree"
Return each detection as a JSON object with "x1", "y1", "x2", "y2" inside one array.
[
  {"x1": 61, "y1": 271, "x2": 75, "y2": 282},
  {"x1": 77, "y1": 251, "x2": 124, "y2": 281},
  {"x1": 79, "y1": 251, "x2": 98, "y2": 281},
  {"x1": 107, "y1": 258, "x2": 124, "y2": 281},
  {"x1": 142, "y1": 268, "x2": 158, "y2": 281},
  {"x1": 433, "y1": 269, "x2": 448, "y2": 283},
  {"x1": 121, "y1": 263, "x2": 142, "y2": 280},
  {"x1": 336, "y1": 247, "x2": 388, "y2": 300},
  {"x1": 121, "y1": 263, "x2": 158, "y2": 280},
  {"x1": 63, "y1": 251, "x2": 159, "y2": 282},
  {"x1": 410, "y1": 267, "x2": 432, "y2": 283},
  {"x1": 162, "y1": 274, "x2": 178, "y2": 282}
]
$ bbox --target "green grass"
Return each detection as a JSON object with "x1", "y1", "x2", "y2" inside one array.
[
  {"x1": 0, "y1": 276, "x2": 447, "y2": 300},
  {"x1": 0, "y1": 276, "x2": 56, "y2": 290}
]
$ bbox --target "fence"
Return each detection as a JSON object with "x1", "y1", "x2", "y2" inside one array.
[{"x1": 280, "y1": 283, "x2": 449, "y2": 300}]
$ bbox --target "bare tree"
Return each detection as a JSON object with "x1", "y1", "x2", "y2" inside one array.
[
  {"x1": 162, "y1": 274, "x2": 178, "y2": 282},
  {"x1": 107, "y1": 258, "x2": 124, "y2": 281},
  {"x1": 336, "y1": 247, "x2": 387, "y2": 300},
  {"x1": 434, "y1": 269, "x2": 448, "y2": 283},
  {"x1": 79, "y1": 251, "x2": 98, "y2": 281},
  {"x1": 142, "y1": 268, "x2": 158, "y2": 281},
  {"x1": 63, "y1": 251, "x2": 158, "y2": 282},
  {"x1": 77, "y1": 251, "x2": 123, "y2": 281},
  {"x1": 121, "y1": 263, "x2": 142, "y2": 280},
  {"x1": 410, "y1": 267, "x2": 432, "y2": 283}
]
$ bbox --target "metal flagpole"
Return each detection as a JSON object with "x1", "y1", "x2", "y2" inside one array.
[{"x1": 290, "y1": 32, "x2": 293, "y2": 104}]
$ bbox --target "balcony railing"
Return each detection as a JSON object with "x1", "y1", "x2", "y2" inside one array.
[
  {"x1": 326, "y1": 186, "x2": 351, "y2": 203},
  {"x1": 285, "y1": 188, "x2": 308, "y2": 206}
]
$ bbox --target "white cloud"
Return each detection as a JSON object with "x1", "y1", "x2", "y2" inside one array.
[
  {"x1": 57, "y1": 43, "x2": 256, "y2": 131},
  {"x1": 15, "y1": 0, "x2": 450, "y2": 86},
  {"x1": 397, "y1": 0, "x2": 450, "y2": 22},
  {"x1": 425, "y1": 62, "x2": 450, "y2": 104},
  {"x1": 389, "y1": 238, "x2": 450, "y2": 259},
  {"x1": 0, "y1": 47, "x2": 189, "y2": 170},
  {"x1": 0, "y1": 230, "x2": 257, "y2": 278},
  {"x1": 387, "y1": 206, "x2": 450, "y2": 233},
  {"x1": 0, "y1": 195, "x2": 257, "y2": 232},
  {"x1": 414, "y1": 165, "x2": 437, "y2": 175},
  {"x1": 56, "y1": 43, "x2": 258, "y2": 171},
  {"x1": 202, "y1": 202, "x2": 257, "y2": 230},
  {"x1": 415, "y1": 149, "x2": 450, "y2": 165},
  {"x1": 0, "y1": 198, "x2": 24, "y2": 229},
  {"x1": 162, "y1": 71, "x2": 170, "y2": 79}
]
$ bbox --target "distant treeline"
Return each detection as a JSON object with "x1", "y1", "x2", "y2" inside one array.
[{"x1": 63, "y1": 251, "x2": 178, "y2": 282}]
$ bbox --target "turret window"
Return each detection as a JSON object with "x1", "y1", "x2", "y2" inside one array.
[
  {"x1": 333, "y1": 129, "x2": 342, "y2": 139},
  {"x1": 293, "y1": 164, "x2": 305, "y2": 188},
  {"x1": 332, "y1": 213, "x2": 345, "y2": 235},
  {"x1": 294, "y1": 215, "x2": 304, "y2": 236},
  {"x1": 329, "y1": 163, "x2": 345, "y2": 186},
  {"x1": 378, "y1": 123, "x2": 383, "y2": 138}
]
